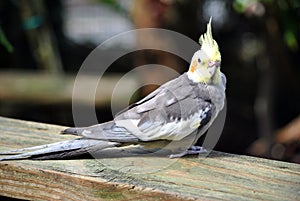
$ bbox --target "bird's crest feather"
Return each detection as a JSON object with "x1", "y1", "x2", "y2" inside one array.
[{"x1": 199, "y1": 17, "x2": 221, "y2": 61}]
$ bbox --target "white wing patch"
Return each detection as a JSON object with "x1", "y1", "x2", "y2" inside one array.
[{"x1": 115, "y1": 107, "x2": 211, "y2": 141}]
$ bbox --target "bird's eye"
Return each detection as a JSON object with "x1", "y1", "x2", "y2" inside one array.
[{"x1": 197, "y1": 58, "x2": 201, "y2": 63}]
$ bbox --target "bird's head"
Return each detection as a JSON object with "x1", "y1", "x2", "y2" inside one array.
[{"x1": 187, "y1": 18, "x2": 221, "y2": 84}]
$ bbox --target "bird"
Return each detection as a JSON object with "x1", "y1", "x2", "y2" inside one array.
[{"x1": 0, "y1": 18, "x2": 226, "y2": 161}]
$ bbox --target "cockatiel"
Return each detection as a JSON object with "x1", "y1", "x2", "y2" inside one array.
[{"x1": 0, "y1": 18, "x2": 226, "y2": 161}]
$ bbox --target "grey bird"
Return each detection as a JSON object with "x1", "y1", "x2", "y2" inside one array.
[{"x1": 0, "y1": 19, "x2": 226, "y2": 161}]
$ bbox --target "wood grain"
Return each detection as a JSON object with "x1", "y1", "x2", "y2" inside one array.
[{"x1": 0, "y1": 116, "x2": 299, "y2": 200}]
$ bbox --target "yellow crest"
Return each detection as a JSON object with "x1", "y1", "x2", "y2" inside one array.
[{"x1": 199, "y1": 17, "x2": 221, "y2": 61}]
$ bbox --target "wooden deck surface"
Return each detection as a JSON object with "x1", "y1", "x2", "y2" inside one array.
[{"x1": 0, "y1": 116, "x2": 299, "y2": 200}]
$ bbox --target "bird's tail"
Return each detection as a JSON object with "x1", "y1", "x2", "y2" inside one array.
[{"x1": 0, "y1": 138, "x2": 119, "y2": 161}]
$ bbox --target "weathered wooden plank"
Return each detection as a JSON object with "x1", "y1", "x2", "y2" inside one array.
[
  {"x1": 0, "y1": 71, "x2": 139, "y2": 106},
  {"x1": 0, "y1": 116, "x2": 299, "y2": 200}
]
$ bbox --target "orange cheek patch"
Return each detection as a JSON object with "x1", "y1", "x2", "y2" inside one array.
[{"x1": 190, "y1": 60, "x2": 197, "y2": 73}]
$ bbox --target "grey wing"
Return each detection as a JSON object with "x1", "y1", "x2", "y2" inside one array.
[
  {"x1": 63, "y1": 74, "x2": 213, "y2": 142},
  {"x1": 62, "y1": 75, "x2": 183, "y2": 140},
  {"x1": 117, "y1": 95, "x2": 213, "y2": 141},
  {"x1": 61, "y1": 80, "x2": 166, "y2": 142},
  {"x1": 114, "y1": 74, "x2": 214, "y2": 141},
  {"x1": 61, "y1": 78, "x2": 167, "y2": 142}
]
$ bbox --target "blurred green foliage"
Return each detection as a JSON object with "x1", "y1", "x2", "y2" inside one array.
[
  {"x1": 0, "y1": 26, "x2": 13, "y2": 53},
  {"x1": 97, "y1": 0, "x2": 126, "y2": 13},
  {"x1": 233, "y1": 0, "x2": 299, "y2": 51},
  {"x1": 233, "y1": 0, "x2": 271, "y2": 12}
]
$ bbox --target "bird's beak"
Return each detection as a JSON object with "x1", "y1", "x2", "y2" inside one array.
[{"x1": 208, "y1": 61, "x2": 221, "y2": 68}]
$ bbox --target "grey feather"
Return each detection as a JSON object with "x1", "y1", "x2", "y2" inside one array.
[
  {"x1": 0, "y1": 139, "x2": 119, "y2": 161},
  {"x1": 62, "y1": 121, "x2": 139, "y2": 142}
]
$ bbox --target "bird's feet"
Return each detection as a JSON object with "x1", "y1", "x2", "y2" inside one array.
[{"x1": 169, "y1": 146, "x2": 207, "y2": 158}]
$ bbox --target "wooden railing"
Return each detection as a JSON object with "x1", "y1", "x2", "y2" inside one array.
[{"x1": 0, "y1": 116, "x2": 299, "y2": 200}]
